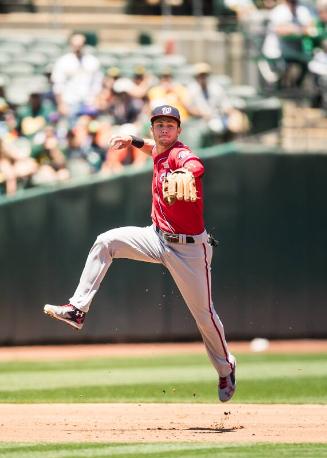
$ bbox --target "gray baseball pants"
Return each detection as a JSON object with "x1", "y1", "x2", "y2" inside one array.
[{"x1": 69, "y1": 224, "x2": 235, "y2": 377}]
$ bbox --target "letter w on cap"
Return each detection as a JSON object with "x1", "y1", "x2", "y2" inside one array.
[{"x1": 162, "y1": 106, "x2": 172, "y2": 114}]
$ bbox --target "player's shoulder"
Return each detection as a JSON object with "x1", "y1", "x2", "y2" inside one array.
[
  {"x1": 169, "y1": 141, "x2": 193, "y2": 159},
  {"x1": 168, "y1": 141, "x2": 202, "y2": 169}
]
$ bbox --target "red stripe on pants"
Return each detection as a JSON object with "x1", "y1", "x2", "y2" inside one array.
[{"x1": 202, "y1": 243, "x2": 233, "y2": 371}]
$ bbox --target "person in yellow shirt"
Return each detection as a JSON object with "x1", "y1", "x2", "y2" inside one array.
[{"x1": 147, "y1": 68, "x2": 191, "y2": 121}]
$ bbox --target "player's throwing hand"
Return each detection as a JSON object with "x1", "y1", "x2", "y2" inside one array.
[{"x1": 109, "y1": 136, "x2": 132, "y2": 150}]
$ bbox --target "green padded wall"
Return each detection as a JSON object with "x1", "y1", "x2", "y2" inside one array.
[{"x1": 0, "y1": 144, "x2": 326, "y2": 344}]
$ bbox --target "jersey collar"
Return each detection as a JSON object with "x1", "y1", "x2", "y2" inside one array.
[{"x1": 153, "y1": 140, "x2": 184, "y2": 163}]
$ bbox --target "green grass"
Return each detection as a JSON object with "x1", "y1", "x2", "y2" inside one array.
[
  {"x1": 0, "y1": 443, "x2": 326, "y2": 458},
  {"x1": 0, "y1": 353, "x2": 326, "y2": 404}
]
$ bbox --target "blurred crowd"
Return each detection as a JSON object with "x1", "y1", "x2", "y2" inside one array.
[
  {"x1": 2, "y1": 0, "x2": 327, "y2": 198},
  {"x1": 0, "y1": 32, "x2": 249, "y2": 197},
  {"x1": 258, "y1": 0, "x2": 327, "y2": 93}
]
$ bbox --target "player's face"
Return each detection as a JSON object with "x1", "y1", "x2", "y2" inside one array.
[{"x1": 151, "y1": 117, "x2": 181, "y2": 148}]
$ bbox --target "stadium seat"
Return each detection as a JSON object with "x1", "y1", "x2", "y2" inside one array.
[
  {"x1": 0, "y1": 53, "x2": 11, "y2": 66},
  {"x1": 32, "y1": 35, "x2": 68, "y2": 48},
  {"x1": 96, "y1": 54, "x2": 119, "y2": 69},
  {"x1": 18, "y1": 52, "x2": 49, "y2": 72},
  {"x1": 2, "y1": 62, "x2": 35, "y2": 77},
  {"x1": 5, "y1": 73, "x2": 50, "y2": 106},
  {"x1": 5, "y1": 85, "x2": 30, "y2": 105},
  {"x1": 30, "y1": 42, "x2": 62, "y2": 59},
  {"x1": 133, "y1": 45, "x2": 164, "y2": 58},
  {"x1": 0, "y1": 42, "x2": 26, "y2": 57},
  {"x1": 0, "y1": 35, "x2": 33, "y2": 47},
  {"x1": 0, "y1": 73, "x2": 10, "y2": 88},
  {"x1": 119, "y1": 55, "x2": 153, "y2": 70},
  {"x1": 10, "y1": 74, "x2": 49, "y2": 91},
  {"x1": 174, "y1": 64, "x2": 198, "y2": 81},
  {"x1": 155, "y1": 54, "x2": 187, "y2": 68},
  {"x1": 227, "y1": 85, "x2": 257, "y2": 99},
  {"x1": 107, "y1": 46, "x2": 132, "y2": 59},
  {"x1": 210, "y1": 74, "x2": 233, "y2": 89}
]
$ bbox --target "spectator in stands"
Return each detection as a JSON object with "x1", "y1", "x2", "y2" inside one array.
[
  {"x1": 86, "y1": 119, "x2": 109, "y2": 171},
  {"x1": 130, "y1": 65, "x2": 156, "y2": 99},
  {"x1": 30, "y1": 125, "x2": 69, "y2": 185},
  {"x1": 108, "y1": 78, "x2": 144, "y2": 125},
  {"x1": 0, "y1": 134, "x2": 38, "y2": 196},
  {"x1": 16, "y1": 91, "x2": 56, "y2": 140},
  {"x1": 101, "y1": 67, "x2": 153, "y2": 123},
  {"x1": 0, "y1": 138, "x2": 17, "y2": 195},
  {"x1": 0, "y1": 101, "x2": 17, "y2": 196},
  {"x1": 309, "y1": 38, "x2": 327, "y2": 107},
  {"x1": 0, "y1": 97, "x2": 9, "y2": 138},
  {"x1": 0, "y1": 76, "x2": 7, "y2": 101},
  {"x1": 42, "y1": 63, "x2": 57, "y2": 108},
  {"x1": 63, "y1": 117, "x2": 107, "y2": 177},
  {"x1": 224, "y1": 0, "x2": 257, "y2": 22},
  {"x1": 96, "y1": 66, "x2": 121, "y2": 114},
  {"x1": 186, "y1": 62, "x2": 249, "y2": 139},
  {"x1": 63, "y1": 127, "x2": 93, "y2": 177},
  {"x1": 262, "y1": 0, "x2": 317, "y2": 87},
  {"x1": 308, "y1": 0, "x2": 327, "y2": 107},
  {"x1": 147, "y1": 67, "x2": 191, "y2": 121},
  {"x1": 0, "y1": 98, "x2": 19, "y2": 144},
  {"x1": 314, "y1": 0, "x2": 327, "y2": 44},
  {"x1": 0, "y1": 98, "x2": 38, "y2": 192},
  {"x1": 51, "y1": 32, "x2": 103, "y2": 121}
]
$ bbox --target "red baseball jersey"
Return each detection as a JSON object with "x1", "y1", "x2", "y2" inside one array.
[{"x1": 151, "y1": 140, "x2": 205, "y2": 235}]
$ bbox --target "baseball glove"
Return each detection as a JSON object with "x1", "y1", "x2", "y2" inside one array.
[{"x1": 162, "y1": 168, "x2": 197, "y2": 205}]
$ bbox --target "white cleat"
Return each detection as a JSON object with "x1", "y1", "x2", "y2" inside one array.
[
  {"x1": 43, "y1": 303, "x2": 85, "y2": 330},
  {"x1": 218, "y1": 362, "x2": 236, "y2": 402}
]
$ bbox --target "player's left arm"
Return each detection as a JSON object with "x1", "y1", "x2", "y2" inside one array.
[
  {"x1": 181, "y1": 157, "x2": 204, "y2": 178},
  {"x1": 173, "y1": 148, "x2": 205, "y2": 178}
]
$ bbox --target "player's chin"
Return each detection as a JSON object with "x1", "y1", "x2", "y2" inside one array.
[{"x1": 159, "y1": 137, "x2": 174, "y2": 146}]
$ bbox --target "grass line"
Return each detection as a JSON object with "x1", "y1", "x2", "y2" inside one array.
[
  {"x1": 0, "y1": 443, "x2": 326, "y2": 458},
  {"x1": 0, "y1": 353, "x2": 325, "y2": 373},
  {"x1": 0, "y1": 353, "x2": 326, "y2": 404},
  {"x1": 0, "y1": 375, "x2": 326, "y2": 403}
]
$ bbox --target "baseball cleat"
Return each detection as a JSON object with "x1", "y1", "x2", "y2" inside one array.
[
  {"x1": 43, "y1": 303, "x2": 85, "y2": 330},
  {"x1": 218, "y1": 362, "x2": 236, "y2": 402}
]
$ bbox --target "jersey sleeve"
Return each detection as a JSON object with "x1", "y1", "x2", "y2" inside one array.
[
  {"x1": 183, "y1": 158, "x2": 204, "y2": 177},
  {"x1": 168, "y1": 147, "x2": 205, "y2": 177}
]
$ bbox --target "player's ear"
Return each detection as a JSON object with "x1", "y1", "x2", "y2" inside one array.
[{"x1": 177, "y1": 125, "x2": 182, "y2": 135}]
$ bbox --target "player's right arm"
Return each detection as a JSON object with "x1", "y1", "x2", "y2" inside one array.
[{"x1": 109, "y1": 135, "x2": 154, "y2": 156}]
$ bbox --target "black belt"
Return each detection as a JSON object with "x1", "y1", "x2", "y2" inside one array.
[{"x1": 155, "y1": 226, "x2": 195, "y2": 244}]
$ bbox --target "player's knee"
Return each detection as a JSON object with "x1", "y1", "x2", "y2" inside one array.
[{"x1": 96, "y1": 229, "x2": 120, "y2": 253}]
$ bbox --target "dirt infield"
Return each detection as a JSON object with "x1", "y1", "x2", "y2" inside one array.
[
  {"x1": 0, "y1": 339, "x2": 326, "y2": 361},
  {"x1": 1, "y1": 403, "x2": 326, "y2": 443},
  {"x1": 1, "y1": 341, "x2": 326, "y2": 444}
]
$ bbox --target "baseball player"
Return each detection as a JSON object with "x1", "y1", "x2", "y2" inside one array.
[{"x1": 44, "y1": 105, "x2": 236, "y2": 402}]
